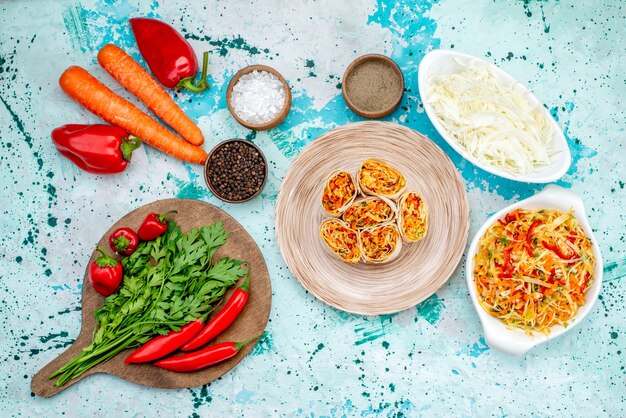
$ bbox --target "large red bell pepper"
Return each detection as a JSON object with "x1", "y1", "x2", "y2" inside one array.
[
  {"x1": 130, "y1": 18, "x2": 209, "y2": 92},
  {"x1": 51, "y1": 124, "x2": 141, "y2": 174}
]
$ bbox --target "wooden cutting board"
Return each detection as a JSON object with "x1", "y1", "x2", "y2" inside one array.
[{"x1": 32, "y1": 199, "x2": 272, "y2": 397}]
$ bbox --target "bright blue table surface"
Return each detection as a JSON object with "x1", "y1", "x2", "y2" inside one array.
[{"x1": 1, "y1": 0, "x2": 624, "y2": 416}]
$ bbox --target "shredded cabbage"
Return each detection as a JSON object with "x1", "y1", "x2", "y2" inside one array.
[{"x1": 427, "y1": 58, "x2": 555, "y2": 175}]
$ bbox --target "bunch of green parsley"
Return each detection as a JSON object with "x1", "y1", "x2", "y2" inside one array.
[{"x1": 50, "y1": 220, "x2": 247, "y2": 386}]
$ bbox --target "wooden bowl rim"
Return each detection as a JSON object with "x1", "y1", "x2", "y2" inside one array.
[
  {"x1": 204, "y1": 139, "x2": 268, "y2": 204},
  {"x1": 341, "y1": 54, "x2": 405, "y2": 119},
  {"x1": 226, "y1": 64, "x2": 292, "y2": 131}
]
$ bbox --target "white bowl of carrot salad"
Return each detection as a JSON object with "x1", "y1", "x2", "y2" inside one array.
[{"x1": 466, "y1": 185, "x2": 603, "y2": 355}]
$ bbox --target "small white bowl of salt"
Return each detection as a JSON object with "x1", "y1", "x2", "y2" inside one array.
[{"x1": 227, "y1": 65, "x2": 292, "y2": 131}]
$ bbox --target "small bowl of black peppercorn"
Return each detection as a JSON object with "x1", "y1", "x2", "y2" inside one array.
[{"x1": 204, "y1": 139, "x2": 268, "y2": 203}]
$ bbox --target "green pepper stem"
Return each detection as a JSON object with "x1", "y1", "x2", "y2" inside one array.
[
  {"x1": 120, "y1": 135, "x2": 142, "y2": 162},
  {"x1": 113, "y1": 235, "x2": 130, "y2": 252},
  {"x1": 199, "y1": 51, "x2": 209, "y2": 87},
  {"x1": 176, "y1": 51, "x2": 210, "y2": 93},
  {"x1": 94, "y1": 247, "x2": 118, "y2": 268},
  {"x1": 239, "y1": 268, "x2": 250, "y2": 293},
  {"x1": 234, "y1": 332, "x2": 265, "y2": 351},
  {"x1": 158, "y1": 210, "x2": 178, "y2": 223}
]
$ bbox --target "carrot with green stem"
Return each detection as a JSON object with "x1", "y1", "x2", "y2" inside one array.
[
  {"x1": 59, "y1": 66, "x2": 207, "y2": 165},
  {"x1": 97, "y1": 44, "x2": 204, "y2": 146}
]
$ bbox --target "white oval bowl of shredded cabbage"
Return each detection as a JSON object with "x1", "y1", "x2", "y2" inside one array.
[{"x1": 418, "y1": 50, "x2": 571, "y2": 183}]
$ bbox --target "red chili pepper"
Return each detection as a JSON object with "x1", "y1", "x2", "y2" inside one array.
[
  {"x1": 542, "y1": 240, "x2": 577, "y2": 260},
  {"x1": 124, "y1": 319, "x2": 204, "y2": 364},
  {"x1": 51, "y1": 124, "x2": 141, "y2": 174},
  {"x1": 525, "y1": 220, "x2": 542, "y2": 257},
  {"x1": 109, "y1": 227, "x2": 139, "y2": 256},
  {"x1": 130, "y1": 18, "x2": 210, "y2": 92},
  {"x1": 89, "y1": 247, "x2": 123, "y2": 296},
  {"x1": 137, "y1": 210, "x2": 177, "y2": 241},
  {"x1": 154, "y1": 335, "x2": 261, "y2": 372},
  {"x1": 181, "y1": 272, "x2": 250, "y2": 351}
]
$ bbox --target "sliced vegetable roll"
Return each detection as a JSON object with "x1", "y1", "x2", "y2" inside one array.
[
  {"x1": 321, "y1": 170, "x2": 358, "y2": 216},
  {"x1": 359, "y1": 224, "x2": 402, "y2": 264},
  {"x1": 341, "y1": 196, "x2": 396, "y2": 230},
  {"x1": 320, "y1": 219, "x2": 361, "y2": 263},
  {"x1": 397, "y1": 191, "x2": 428, "y2": 242},
  {"x1": 358, "y1": 159, "x2": 406, "y2": 199}
]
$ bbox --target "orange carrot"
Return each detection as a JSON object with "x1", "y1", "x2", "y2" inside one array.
[
  {"x1": 59, "y1": 66, "x2": 207, "y2": 165},
  {"x1": 97, "y1": 44, "x2": 204, "y2": 146}
]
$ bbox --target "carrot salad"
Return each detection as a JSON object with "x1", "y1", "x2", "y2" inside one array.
[
  {"x1": 360, "y1": 224, "x2": 400, "y2": 263},
  {"x1": 321, "y1": 171, "x2": 356, "y2": 215},
  {"x1": 320, "y1": 219, "x2": 361, "y2": 263},
  {"x1": 399, "y1": 192, "x2": 428, "y2": 241},
  {"x1": 358, "y1": 159, "x2": 406, "y2": 197},
  {"x1": 473, "y1": 208, "x2": 596, "y2": 334},
  {"x1": 342, "y1": 198, "x2": 394, "y2": 230}
]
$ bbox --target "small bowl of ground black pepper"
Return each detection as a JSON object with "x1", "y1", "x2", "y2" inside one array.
[
  {"x1": 205, "y1": 139, "x2": 268, "y2": 203},
  {"x1": 342, "y1": 54, "x2": 404, "y2": 118}
]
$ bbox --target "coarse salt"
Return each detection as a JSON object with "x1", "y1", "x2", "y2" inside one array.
[{"x1": 231, "y1": 70, "x2": 286, "y2": 124}]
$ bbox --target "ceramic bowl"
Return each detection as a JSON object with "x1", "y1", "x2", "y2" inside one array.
[
  {"x1": 418, "y1": 49, "x2": 571, "y2": 183},
  {"x1": 226, "y1": 65, "x2": 292, "y2": 131},
  {"x1": 204, "y1": 139, "x2": 268, "y2": 203},
  {"x1": 342, "y1": 54, "x2": 404, "y2": 118},
  {"x1": 466, "y1": 185, "x2": 603, "y2": 355}
]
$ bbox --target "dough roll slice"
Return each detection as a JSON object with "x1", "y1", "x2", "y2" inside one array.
[
  {"x1": 341, "y1": 195, "x2": 397, "y2": 230},
  {"x1": 397, "y1": 191, "x2": 428, "y2": 243},
  {"x1": 319, "y1": 218, "x2": 361, "y2": 263},
  {"x1": 358, "y1": 159, "x2": 407, "y2": 199},
  {"x1": 321, "y1": 170, "x2": 359, "y2": 216},
  {"x1": 359, "y1": 224, "x2": 403, "y2": 264}
]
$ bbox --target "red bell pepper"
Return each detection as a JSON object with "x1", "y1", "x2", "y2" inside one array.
[
  {"x1": 124, "y1": 319, "x2": 204, "y2": 364},
  {"x1": 155, "y1": 335, "x2": 261, "y2": 372},
  {"x1": 501, "y1": 248, "x2": 512, "y2": 271},
  {"x1": 51, "y1": 124, "x2": 141, "y2": 174},
  {"x1": 137, "y1": 210, "x2": 177, "y2": 241},
  {"x1": 109, "y1": 227, "x2": 139, "y2": 256},
  {"x1": 182, "y1": 271, "x2": 250, "y2": 351},
  {"x1": 130, "y1": 18, "x2": 210, "y2": 92},
  {"x1": 525, "y1": 220, "x2": 542, "y2": 257},
  {"x1": 504, "y1": 211, "x2": 517, "y2": 224},
  {"x1": 567, "y1": 230, "x2": 578, "y2": 243},
  {"x1": 89, "y1": 247, "x2": 123, "y2": 296},
  {"x1": 542, "y1": 240, "x2": 577, "y2": 260}
]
